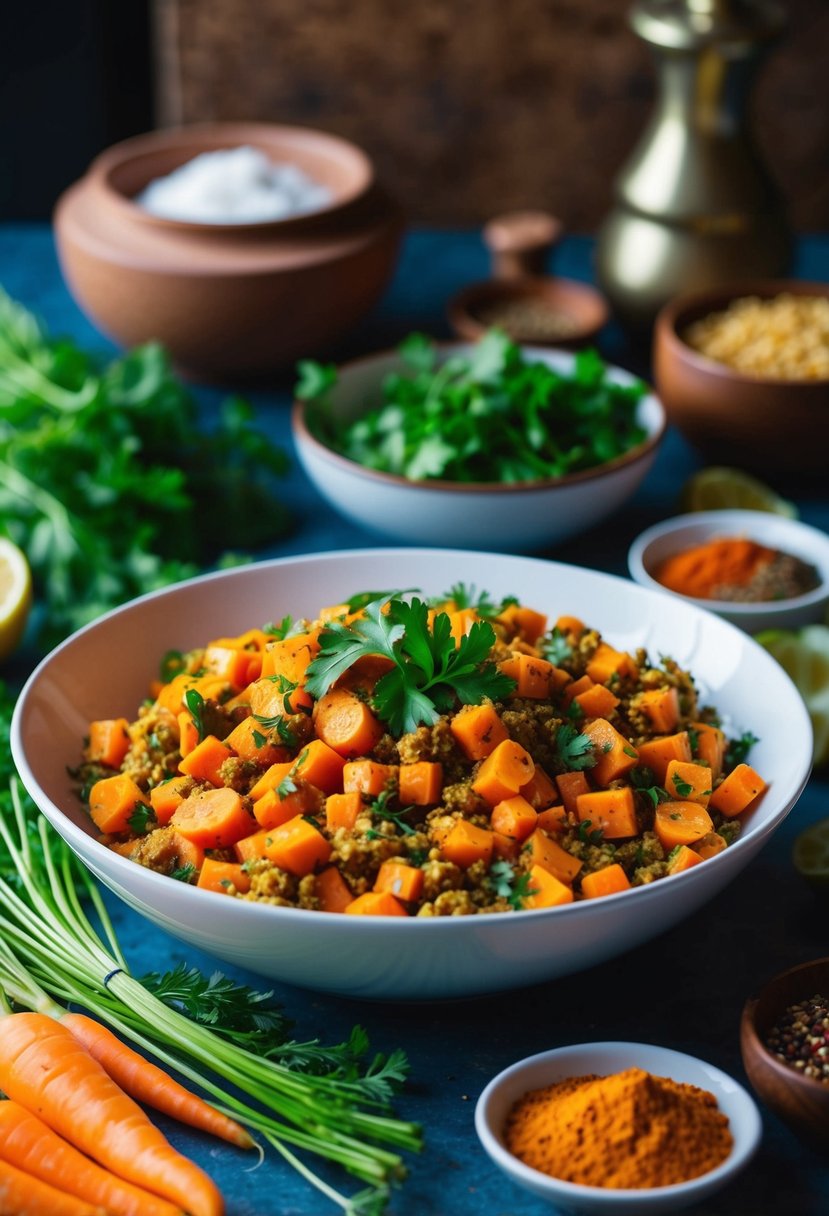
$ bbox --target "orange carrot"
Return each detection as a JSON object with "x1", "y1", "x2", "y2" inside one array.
[
  {"x1": 450, "y1": 703, "x2": 509, "y2": 760},
  {"x1": 690, "y1": 721, "x2": 727, "y2": 781},
  {"x1": 654, "y1": 800, "x2": 714, "y2": 850},
  {"x1": 664, "y1": 759, "x2": 713, "y2": 807},
  {"x1": 708, "y1": 763, "x2": 766, "y2": 817},
  {"x1": 87, "y1": 718, "x2": 131, "y2": 769},
  {"x1": 312, "y1": 689, "x2": 384, "y2": 758},
  {"x1": 498, "y1": 654, "x2": 556, "y2": 699},
  {"x1": 344, "y1": 891, "x2": 408, "y2": 917},
  {"x1": 497, "y1": 603, "x2": 548, "y2": 644},
  {"x1": 177, "y1": 735, "x2": 233, "y2": 787},
  {"x1": 576, "y1": 788, "x2": 639, "y2": 839},
  {"x1": 293, "y1": 739, "x2": 347, "y2": 795},
  {"x1": 0, "y1": 1156, "x2": 106, "y2": 1216},
  {"x1": 519, "y1": 765, "x2": 559, "y2": 811},
  {"x1": 248, "y1": 761, "x2": 294, "y2": 802},
  {"x1": 59, "y1": 1014, "x2": 252, "y2": 1152},
  {"x1": 581, "y1": 718, "x2": 639, "y2": 786},
  {"x1": 580, "y1": 863, "x2": 631, "y2": 899},
  {"x1": 490, "y1": 795, "x2": 538, "y2": 843},
  {"x1": 398, "y1": 761, "x2": 443, "y2": 806},
  {"x1": 233, "y1": 828, "x2": 273, "y2": 864},
  {"x1": 325, "y1": 790, "x2": 364, "y2": 832},
  {"x1": 170, "y1": 787, "x2": 256, "y2": 849},
  {"x1": 693, "y1": 831, "x2": 727, "y2": 860},
  {"x1": 471, "y1": 739, "x2": 535, "y2": 805},
  {"x1": 0, "y1": 1012, "x2": 224, "y2": 1216},
  {"x1": 315, "y1": 866, "x2": 355, "y2": 913},
  {"x1": 342, "y1": 759, "x2": 397, "y2": 798},
  {"x1": 524, "y1": 829, "x2": 582, "y2": 884},
  {"x1": 522, "y1": 865, "x2": 574, "y2": 909},
  {"x1": 586, "y1": 642, "x2": 637, "y2": 684},
  {"x1": 201, "y1": 644, "x2": 262, "y2": 691},
  {"x1": 555, "y1": 770, "x2": 590, "y2": 817},
  {"x1": 574, "y1": 683, "x2": 620, "y2": 719},
  {"x1": 176, "y1": 711, "x2": 200, "y2": 759},
  {"x1": 374, "y1": 860, "x2": 425, "y2": 903},
  {"x1": 639, "y1": 687, "x2": 680, "y2": 734},
  {"x1": 222, "y1": 717, "x2": 289, "y2": 768},
  {"x1": 149, "y1": 777, "x2": 193, "y2": 827},
  {"x1": 440, "y1": 819, "x2": 494, "y2": 868},
  {"x1": 666, "y1": 844, "x2": 703, "y2": 875},
  {"x1": 264, "y1": 817, "x2": 331, "y2": 876},
  {"x1": 259, "y1": 631, "x2": 320, "y2": 682},
  {"x1": 536, "y1": 805, "x2": 567, "y2": 834},
  {"x1": 88, "y1": 775, "x2": 148, "y2": 835},
  {"x1": 196, "y1": 859, "x2": 252, "y2": 896},
  {"x1": 555, "y1": 614, "x2": 585, "y2": 637},
  {"x1": 253, "y1": 783, "x2": 321, "y2": 830},
  {"x1": 635, "y1": 731, "x2": 692, "y2": 783},
  {"x1": 0, "y1": 1100, "x2": 180, "y2": 1216}
]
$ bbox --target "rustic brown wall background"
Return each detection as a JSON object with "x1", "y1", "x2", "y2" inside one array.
[{"x1": 152, "y1": 0, "x2": 829, "y2": 231}]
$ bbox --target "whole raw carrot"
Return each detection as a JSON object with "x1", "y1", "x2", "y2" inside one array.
[
  {"x1": 0, "y1": 1100, "x2": 182, "y2": 1216},
  {"x1": 0, "y1": 1012, "x2": 224, "y2": 1216},
  {"x1": 60, "y1": 1012, "x2": 254, "y2": 1150},
  {"x1": 0, "y1": 1156, "x2": 105, "y2": 1216}
]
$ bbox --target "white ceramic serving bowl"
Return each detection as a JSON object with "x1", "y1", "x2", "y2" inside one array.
[
  {"x1": 12, "y1": 548, "x2": 811, "y2": 1000},
  {"x1": 628, "y1": 509, "x2": 829, "y2": 634},
  {"x1": 475, "y1": 1041, "x2": 762, "y2": 1213},
  {"x1": 292, "y1": 346, "x2": 665, "y2": 550}
]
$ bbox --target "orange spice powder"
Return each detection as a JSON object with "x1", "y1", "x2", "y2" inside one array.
[
  {"x1": 504, "y1": 1067, "x2": 733, "y2": 1189},
  {"x1": 654, "y1": 537, "x2": 774, "y2": 600}
]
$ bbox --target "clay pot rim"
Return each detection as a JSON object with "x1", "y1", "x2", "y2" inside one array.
[
  {"x1": 88, "y1": 121, "x2": 376, "y2": 234},
  {"x1": 656, "y1": 279, "x2": 829, "y2": 389},
  {"x1": 448, "y1": 275, "x2": 609, "y2": 346}
]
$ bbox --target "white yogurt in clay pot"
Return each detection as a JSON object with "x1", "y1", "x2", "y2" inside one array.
[{"x1": 136, "y1": 145, "x2": 332, "y2": 224}]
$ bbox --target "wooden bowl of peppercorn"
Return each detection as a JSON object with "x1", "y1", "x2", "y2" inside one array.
[
  {"x1": 741, "y1": 957, "x2": 829, "y2": 1149},
  {"x1": 448, "y1": 276, "x2": 610, "y2": 349}
]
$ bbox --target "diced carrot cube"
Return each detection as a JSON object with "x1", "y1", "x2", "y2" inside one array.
[
  {"x1": 690, "y1": 721, "x2": 727, "y2": 781},
  {"x1": 575, "y1": 683, "x2": 620, "y2": 719},
  {"x1": 265, "y1": 817, "x2": 331, "y2": 876},
  {"x1": 197, "y1": 858, "x2": 252, "y2": 895},
  {"x1": 202, "y1": 644, "x2": 262, "y2": 691},
  {"x1": 576, "y1": 788, "x2": 639, "y2": 839},
  {"x1": 177, "y1": 711, "x2": 200, "y2": 759},
  {"x1": 498, "y1": 604, "x2": 548, "y2": 645},
  {"x1": 87, "y1": 718, "x2": 131, "y2": 769},
  {"x1": 555, "y1": 615, "x2": 585, "y2": 637},
  {"x1": 520, "y1": 765, "x2": 559, "y2": 811},
  {"x1": 374, "y1": 861, "x2": 425, "y2": 903},
  {"x1": 248, "y1": 761, "x2": 294, "y2": 803},
  {"x1": 325, "y1": 790, "x2": 364, "y2": 832},
  {"x1": 693, "y1": 831, "x2": 727, "y2": 860},
  {"x1": 666, "y1": 845, "x2": 704, "y2": 875},
  {"x1": 169, "y1": 832, "x2": 205, "y2": 875},
  {"x1": 448, "y1": 608, "x2": 481, "y2": 643},
  {"x1": 472, "y1": 740, "x2": 535, "y2": 805},
  {"x1": 490, "y1": 795, "x2": 538, "y2": 842},
  {"x1": 178, "y1": 735, "x2": 234, "y2": 787},
  {"x1": 493, "y1": 831, "x2": 521, "y2": 860},
  {"x1": 171, "y1": 787, "x2": 257, "y2": 849},
  {"x1": 253, "y1": 784, "x2": 319, "y2": 829},
  {"x1": 293, "y1": 739, "x2": 347, "y2": 795},
  {"x1": 149, "y1": 776, "x2": 192, "y2": 826},
  {"x1": 580, "y1": 863, "x2": 631, "y2": 899},
  {"x1": 536, "y1": 805, "x2": 567, "y2": 834},
  {"x1": 563, "y1": 675, "x2": 594, "y2": 706},
  {"x1": 664, "y1": 760, "x2": 713, "y2": 808},
  {"x1": 440, "y1": 819, "x2": 494, "y2": 868},
  {"x1": 344, "y1": 891, "x2": 408, "y2": 916},
  {"x1": 89, "y1": 774, "x2": 148, "y2": 834},
  {"x1": 639, "y1": 687, "x2": 680, "y2": 734},
  {"x1": 399, "y1": 761, "x2": 443, "y2": 806},
  {"x1": 556, "y1": 770, "x2": 591, "y2": 817},
  {"x1": 636, "y1": 732, "x2": 692, "y2": 783},
  {"x1": 708, "y1": 763, "x2": 766, "y2": 817},
  {"x1": 524, "y1": 829, "x2": 582, "y2": 884},
  {"x1": 523, "y1": 865, "x2": 574, "y2": 909},
  {"x1": 259, "y1": 631, "x2": 320, "y2": 682},
  {"x1": 498, "y1": 654, "x2": 557, "y2": 699},
  {"x1": 312, "y1": 689, "x2": 384, "y2": 759},
  {"x1": 586, "y1": 642, "x2": 637, "y2": 685},
  {"x1": 342, "y1": 759, "x2": 398, "y2": 798},
  {"x1": 315, "y1": 865, "x2": 354, "y2": 913},
  {"x1": 581, "y1": 718, "x2": 639, "y2": 787},
  {"x1": 233, "y1": 829, "x2": 273, "y2": 864},
  {"x1": 450, "y1": 704, "x2": 509, "y2": 761},
  {"x1": 223, "y1": 716, "x2": 290, "y2": 767}
]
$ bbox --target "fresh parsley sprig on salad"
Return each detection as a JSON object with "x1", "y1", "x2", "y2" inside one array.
[{"x1": 305, "y1": 594, "x2": 515, "y2": 734}]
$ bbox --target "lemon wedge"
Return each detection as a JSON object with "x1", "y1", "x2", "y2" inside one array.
[
  {"x1": 0, "y1": 537, "x2": 33, "y2": 661},
  {"x1": 793, "y1": 817, "x2": 829, "y2": 891},
  {"x1": 757, "y1": 626, "x2": 829, "y2": 766},
  {"x1": 681, "y1": 467, "x2": 797, "y2": 518}
]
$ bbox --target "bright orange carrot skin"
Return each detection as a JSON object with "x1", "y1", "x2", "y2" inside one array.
[
  {"x1": 0, "y1": 1013, "x2": 224, "y2": 1216},
  {"x1": 0, "y1": 1100, "x2": 182, "y2": 1216},
  {"x1": 0, "y1": 1155, "x2": 106, "y2": 1216},
  {"x1": 60, "y1": 1012, "x2": 253, "y2": 1150}
]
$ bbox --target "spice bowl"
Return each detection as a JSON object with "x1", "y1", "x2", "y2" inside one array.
[
  {"x1": 653, "y1": 280, "x2": 829, "y2": 477},
  {"x1": 627, "y1": 510, "x2": 829, "y2": 634},
  {"x1": 475, "y1": 1041, "x2": 762, "y2": 1214},
  {"x1": 740, "y1": 957, "x2": 829, "y2": 1149},
  {"x1": 53, "y1": 122, "x2": 403, "y2": 379},
  {"x1": 448, "y1": 276, "x2": 610, "y2": 348}
]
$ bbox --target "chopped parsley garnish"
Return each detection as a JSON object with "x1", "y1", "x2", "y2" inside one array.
[
  {"x1": 160, "y1": 649, "x2": 186, "y2": 682},
  {"x1": 170, "y1": 862, "x2": 197, "y2": 883},
  {"x1": 540, "y1": 627, "x2": 572, "y2": 666},
  {"x1": 577, "y1": 819, "x2": 605, "y2": 846},
  {"x1": 488, "y1": 859, "x2": 539, "y2": 910},
  {"x1": 725, "y1": 730, "x2": 759, "y2": 771},
  {"x1": 367, "y1": 789, "x2": 417, "y2": 837},
  {"x1": 630, "y1": 767, "x2": 670, "y2": 809},
  {"x1": 670, "y1": 775, "x2": 693, "y2": 798},
  {"x1": 252, "y1": 712, "x2": 298, "y2": 748},
  {"x1": 305, "y1": 594, "x2": 515, "y2": 735},
  {"x1": 556, "y1": 723, "x2": 596, "y2": 771},
  {"x1": 436, "y1": 582, "x2": 518, "y2": 619},
  {"x1": 184, "y1": 687, "x2": 207, "y2": 741},
  {"x1": 127, "y1": 804, "x2": 156, "y2": 834}
]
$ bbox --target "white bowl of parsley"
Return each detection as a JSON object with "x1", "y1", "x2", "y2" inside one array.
[{"x1": 292, "y1": 332, "x2": 665, "y2": 551}]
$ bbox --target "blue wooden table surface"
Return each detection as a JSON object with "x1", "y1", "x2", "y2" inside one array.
[{"x1": 2, "y1": 224, "x2": 829, "y2": 1216}]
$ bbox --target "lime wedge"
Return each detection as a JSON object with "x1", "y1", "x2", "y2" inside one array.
[
  {"x1": 757, "y1": 626, "x2": 829, "y2": 766},
  {"x1": 681, "y1": 467, "x2": 797, "y2": 518},
  {"x1": 793, "y1": 818, "x2": 829, "y2": 890},
  {"x1": 0, "y1": 537, "x2": 32, "y2": 660}
]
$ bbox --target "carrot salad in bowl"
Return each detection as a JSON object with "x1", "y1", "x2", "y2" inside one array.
[{"x1": 76, "y1": 586, "x2": 767, "y2": 916}]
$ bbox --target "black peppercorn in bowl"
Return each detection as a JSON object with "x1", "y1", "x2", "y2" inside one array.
[{"x1": 740, "y1": 957, "x2": 829, "y2": 1148}]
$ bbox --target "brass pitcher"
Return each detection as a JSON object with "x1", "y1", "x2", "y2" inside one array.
[{"x1": 596, "y1": 0, "x2": 791, "y2": 333}]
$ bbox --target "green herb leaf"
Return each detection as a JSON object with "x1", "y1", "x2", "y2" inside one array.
[
  {"x1": 184, "y1": 687, "x2": 207, "y2": 741},
  {"x1": 556, "y1": 723, "x2": 597, "y2": 771},
  {"x1": 539, "y1": 626, "x2": 572, "y2": 666},
  {"x1": 127, "y1": 804, "x2": 156, "y2": 834}
]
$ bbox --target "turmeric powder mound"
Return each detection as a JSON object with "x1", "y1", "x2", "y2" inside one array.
[{"x1": 504, "y1": 1067, "x2": 733, "y2": 1189}]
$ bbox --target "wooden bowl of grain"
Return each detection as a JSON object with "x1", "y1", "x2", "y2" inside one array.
[{"x1": 448, "y1": 276, "x2": 609, "y2": 349}]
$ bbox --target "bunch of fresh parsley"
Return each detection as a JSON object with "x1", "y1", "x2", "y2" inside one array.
[
  {"x1": 297, "y1": 329, "x2": 647, "y2": 483},
  {"x1": 0, "y1": 289, "x2": 291, "y2": 648}
]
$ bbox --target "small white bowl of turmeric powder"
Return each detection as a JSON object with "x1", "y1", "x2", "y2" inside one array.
[
  {"x1": 475, "y1": 1040, "x2": 761, "y2": 1213},
  {"x1": 628, "y1": 510, "x2": 829, "y2": 634}
]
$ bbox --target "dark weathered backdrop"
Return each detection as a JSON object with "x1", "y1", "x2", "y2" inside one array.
[{"x1": 153, "y1": 0, "x2": 829, "y2": 231}]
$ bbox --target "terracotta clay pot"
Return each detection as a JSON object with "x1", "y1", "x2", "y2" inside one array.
[
  {"x1": 54, "y1": 123, "x2": 403, "y2": 380},
  {"x1": 653, "y1": 280, "x2": 829, "y2": 477}
]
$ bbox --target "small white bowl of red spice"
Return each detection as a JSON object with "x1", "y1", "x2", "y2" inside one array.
[
  {"x1": 628, "y1": 509, "x2": 829, "y2": 634},
  {"x1": 475, "y1": 1040, "x2": 762, "y2": 1213}
]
